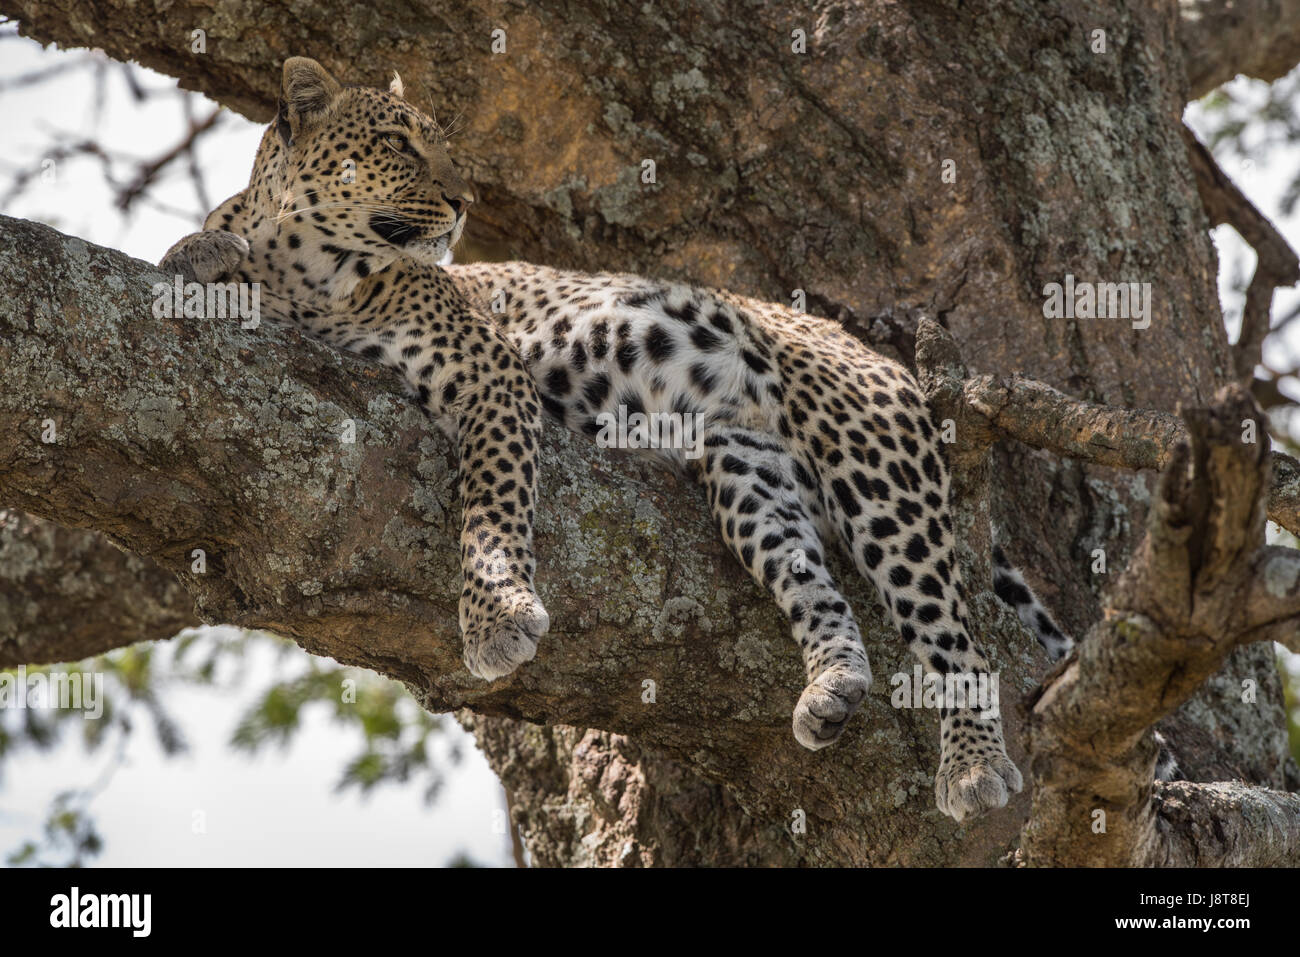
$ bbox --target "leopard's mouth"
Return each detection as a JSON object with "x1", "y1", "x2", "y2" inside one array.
[
  {"x1": 369, "y1": 211, "x2": 461, "y2": 252},
  {"x1": 369, "y1": 212, "x2": 421, "y2": 246}
]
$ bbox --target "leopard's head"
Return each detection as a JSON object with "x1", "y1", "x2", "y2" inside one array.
[{"x1": 272, "y1": 57, "x2": 474, "y2": 271}]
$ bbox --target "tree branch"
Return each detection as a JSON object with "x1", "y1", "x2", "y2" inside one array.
[
  {"x1": 912, "y1": 321, "x2": 1300, "y2": 864},
  {"x1": 1179, "y1": 0, "x2": 1300, "y2": 100},
  {"x1": 0, "y1": 511, "x2": 198, "y2": 667},
  {"x1": 916, "y1": 321, "x2": 1300, "y2": 538},
  {"x1": 1020, "y1": 384, "x2": 1300, "y2": 866},
  {"x1": 1180, "y1": 125, "x2": 1300, "y2": 384},
  {"x1": 1153, "y1": 781, "x2": 1300, "y2": 866},
  {"x1": 0, "y1": 213, "x2": 1050, "y2": 865}
]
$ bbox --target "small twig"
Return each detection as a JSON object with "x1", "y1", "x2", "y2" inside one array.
[
  {"x1": 0, "y1": 55, "x2": 94, "y2": 91},
  {"x1": 181, "y1": 96, "x2": 213, "y2": 218},
  {"x1": 114, "y1": 107, "x2": 221, "y2": 213},
  {"x1": 0, "y1": 139, "x2": 118, "y2": 211},
  {"x1": 914, "y1": 319, "x2": 1300, "y2": 537},
  {"x1": 1181, "y1": 125, "x2": 1300, "y2": 383}
]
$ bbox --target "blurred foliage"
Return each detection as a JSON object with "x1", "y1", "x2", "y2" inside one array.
[
  {"x1": 1283, "y1": 649, "x2": 1300, "y2": 767},
  {"x1": 1, "y1": 629, "x2": 462, "y2": 866},
  {"x1": 1198, "y1": 70, "x2": 1300, "y2": 218},
  {"x1": 7, "y1": 793, "x2": 103, "y2": 868},
  {"x1": 219, "y1": 639, "x2": 454, "y2": 803}
]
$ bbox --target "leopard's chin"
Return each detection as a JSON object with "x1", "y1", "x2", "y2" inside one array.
[
  {"x1": 405, "y1": 220, "x2": 464, "y2": 266},
  {"x1": 405, "y1": 234, "x2": 451, "y2": 266}
]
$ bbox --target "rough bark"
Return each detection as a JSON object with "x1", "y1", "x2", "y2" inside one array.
[
  {"x1": 1020, "y1": 385, "x2": 1300, "y2": 866},
  {"x1": 4, "y1": 0, "x2": 1300, "y2": 865},
  {"x1": 0, "y1": 510, "x2": 198, "y2": 667},
  {"x1": 459, "y1": 714, "x2": 804, "y2": 866},
  {"x1": 1153, "y1": 781, "x2": 1300, "y2": 867}
]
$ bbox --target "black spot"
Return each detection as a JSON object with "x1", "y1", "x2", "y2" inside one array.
[
  {"x1": 619, "y1": 390, "x2": 646, "y2": 418},
  {"x1": 889, "y1": 565, "x2": 913, "y2": 587},
  {"x1": 721, "y1": 455, "x2": 751, "y2": 475},
  {"x1": 616, "y1": 341, "x2": 639, "y2": 373},
  {"x1": 869, "y1": 516, "x2": 900, "y2": 538},
  {"x1": 994, "y1": 577, "x2": 1032, "y2": 607},
  {"x1": 689, "y1": 363, "x2": 718, "y2": 394},
  {"x1": 763, "y1": 557, "x2": 781, "y2": 585},
  {"x1": 369, "y1": 212, "x2": 418, "y2": 245},
  {"x1": 664, "y1": 299, "x2": 699, "y2": 324},
  {"x1": 690, "y1": 325, "x2": 723, "y2": 351},
  {"x1": 644, "y1": 325, "x2": 675, "y2": 362},
  {"x1": 541, "y1": 393, "x2": 567, "y2": 421},
  {"x1": 904, "y1": 535, "x2": 930, "y2": 563},
  {"x1": 583, "y1": 373, "x2": 611, "y2": 407},
  {"x1": 741, "y1": 349, "x2": 770, "y2": 374},
  {"x1": 831, "y1": 478, "x2": 862, "y2": 518},
  {"x1": 917, "y1": 604, "x2": 942, "y2": 624},
  {"x1": 545, "y1": 367, "x2": 571, "y2": 396}
]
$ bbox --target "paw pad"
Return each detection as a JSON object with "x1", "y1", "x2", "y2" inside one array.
[
  {"x1": 461, "y1": 590, "x2": 549, "y2": 681},
  {"x1": 792, "y1": 662, "x2": 872, "y2": 750}
]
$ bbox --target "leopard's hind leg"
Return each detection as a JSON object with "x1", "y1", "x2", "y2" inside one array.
[
  {"x1": 696, "y1": 425, "x2": 873, "y2": 749},
  {"x1": 801, "y1": 367, "x2": 1022, "y2": 821}
]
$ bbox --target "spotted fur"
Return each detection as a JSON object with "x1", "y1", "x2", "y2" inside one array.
[
  {"x1": 992, "y1": 543, "x2": 1180, "y2": 780},
  {"x1": 163, "y1": 57, "x2": 1053, "y2": 821},
  {"x1": 992, "y1": 544, "x2": 1074, "y2": 661}
]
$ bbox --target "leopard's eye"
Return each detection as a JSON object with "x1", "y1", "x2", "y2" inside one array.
[{"x1": 383, "y1": 133, "x2": 412, "y2": 155}]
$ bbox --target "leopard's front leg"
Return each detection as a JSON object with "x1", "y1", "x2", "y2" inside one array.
[
  {"x1": 158, "y1": 228, "x2": 250, "y2": 284},
  {"x1": 430, "y1": 325, "x2": 549, "y2": 681}
]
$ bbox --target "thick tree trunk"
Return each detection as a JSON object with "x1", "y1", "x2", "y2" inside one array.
[{"x1": 3, "y1": 0, "x2": 1299, "y2": 865}]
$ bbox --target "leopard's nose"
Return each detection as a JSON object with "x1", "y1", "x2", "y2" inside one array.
[{"x1": 443, "y1": 190, "x2": 474, "y2": 216}]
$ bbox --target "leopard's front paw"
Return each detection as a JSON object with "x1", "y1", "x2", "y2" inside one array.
[
  {"x1": 461, "y1": 590, "x2": 550, "y2": 681},
  {"x1": 792, "y1": 661, "x2": 872, "y2": 750},
  {"x1": 159, "y1": 230, "x2": 250, "y2": 285},
  {"x1": 934, "y1": 736, "x2": 1023, "y2": 822}
]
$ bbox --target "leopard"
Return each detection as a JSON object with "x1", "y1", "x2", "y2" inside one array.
[{"x1": 162, "y1": 57, "x2": 1159, "y2": 823}]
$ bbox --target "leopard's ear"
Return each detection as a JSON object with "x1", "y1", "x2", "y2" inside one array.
[
  {"x1": 388, "y1": 72, "x2": 405, "y2": 99},
  {"x1": 281, "y1": 57, "x2": 341, "y2": 138}
]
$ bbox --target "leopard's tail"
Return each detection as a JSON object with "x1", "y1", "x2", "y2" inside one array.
[{"x1": 991, "y1": 542, "x2": 1182, "y2": 782}]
